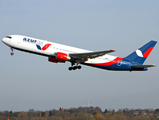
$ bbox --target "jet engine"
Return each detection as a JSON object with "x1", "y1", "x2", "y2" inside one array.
[{"x1": 48, "y1": 52, "x2": 70, "y2": 63}]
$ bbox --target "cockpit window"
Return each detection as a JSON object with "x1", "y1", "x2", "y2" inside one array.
[{"x1": 6, "y1": 36, "x2": 12, "y2": 39}]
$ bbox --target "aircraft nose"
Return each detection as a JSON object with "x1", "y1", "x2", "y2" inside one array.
[
  {"x1": 2, "y1": 37, "x2": 9, "y2": 45},
  {"x1": 2, "y1": 38, "x2": 5, "y2": 43}
]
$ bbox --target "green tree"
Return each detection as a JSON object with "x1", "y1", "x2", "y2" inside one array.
[
  {"x1": 9, "y1": 111, "x2": 12, "y2": 118},
  {"x1": 104, "y1": 109, "x2": 108, "y2": 113}
]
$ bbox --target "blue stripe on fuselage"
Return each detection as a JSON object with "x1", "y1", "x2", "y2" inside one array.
[{"x1": 82, "y1": 60, "x2": 147, "y2": 71}]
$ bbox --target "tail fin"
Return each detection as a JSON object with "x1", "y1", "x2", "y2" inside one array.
[{"x1": 124, "y1": 40, "x2": 157, "y2": 65}]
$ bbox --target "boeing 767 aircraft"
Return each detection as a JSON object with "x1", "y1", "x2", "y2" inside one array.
[{"x1": 2, "y1": 35, "x2": 157, "y2": 71}]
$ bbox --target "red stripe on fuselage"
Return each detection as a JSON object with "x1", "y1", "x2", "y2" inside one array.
[
  {"x1": 88, "y1": 57, "x2": 124, "y2": 66},
  {"x1": 143, "y1": 47, "x2": 154, "y2": 58}
]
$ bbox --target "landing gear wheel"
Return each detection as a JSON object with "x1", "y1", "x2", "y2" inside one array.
[
  {"x1": 68, "y1": 65, "x2": 82, "y2": 71},
  {"x1": 68, "y1": 67, "x2": 73, "y2": 71},
  {"x1": 10, "y1": 47, "x2": 14, "y2": 56},
  {"x1": 69, "y1": 62, "x2": 82, "y2": 71},
  {"x1": 10, "y1": 52, "x2": 14, "y2": 56},
  {"x1": 78, "y1": 66, "x2": 81, "y2": 69},
  {"x1": 73, "y1": 66, "x2": 78, "y2": 70}
]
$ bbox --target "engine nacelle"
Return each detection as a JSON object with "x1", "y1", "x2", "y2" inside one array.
[
  {"x1": 56, "y1": 52, "x2": 68, "y2": 61},
  {"x1": 48, "y1": 57, "x2": 59, "y2": 63},
  {"x1": 48, "y1": 52, "x2": 70, "y2": 63}
]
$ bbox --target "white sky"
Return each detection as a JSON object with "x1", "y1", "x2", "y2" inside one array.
[{"x1": 0, "y1": 0, "x2": 159, "y2": 111}]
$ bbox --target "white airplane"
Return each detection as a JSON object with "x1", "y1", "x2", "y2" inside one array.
[{"x1": 2, "y1": 35, "x2": 157, "y2": 71}]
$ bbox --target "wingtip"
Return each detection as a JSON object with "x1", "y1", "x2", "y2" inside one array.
[{"x1": 110, "y1": 49, "x2": 115, "y2": 52}]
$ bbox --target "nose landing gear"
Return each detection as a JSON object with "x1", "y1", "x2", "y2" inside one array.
[{"x1": 10, "y1": 48, "x2": 14, "y2": 56}]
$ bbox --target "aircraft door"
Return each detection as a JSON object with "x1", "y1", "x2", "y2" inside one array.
[{"x1": 17, "y1": 38, "x2": 21, "y2": 44}]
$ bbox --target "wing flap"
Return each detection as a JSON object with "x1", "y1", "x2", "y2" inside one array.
[
  {"x1": 130, "y1": 65, "x2": 156, "y2": 68},
  {"x1": 69, "y1": 50, "x2": 115, "y2": 60}
]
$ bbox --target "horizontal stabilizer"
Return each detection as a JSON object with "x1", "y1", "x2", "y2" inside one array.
[{"x1": 130, "y1": 65, "x2": 156, "y2": 68}]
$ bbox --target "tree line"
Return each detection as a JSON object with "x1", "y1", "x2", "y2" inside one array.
[{"x1": 1, "y1": 107, "x2": 159, "y2": 120}]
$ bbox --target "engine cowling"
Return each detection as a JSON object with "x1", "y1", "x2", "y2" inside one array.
[
  {"x1": 56, "y1": 52, "x2": 68, "y2": 61},
  {"x1": 48, "y1": 52, "x2": 70, "y2": 63},
  {"x1": 48, "y1": 57, "x2": 59, "y2": 63}
]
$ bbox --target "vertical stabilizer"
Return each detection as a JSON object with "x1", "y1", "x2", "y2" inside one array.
[{"x1": 124, "y1": 40, "x2": 157, "y2": 64}]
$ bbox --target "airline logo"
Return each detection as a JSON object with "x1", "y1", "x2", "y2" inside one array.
[
  {"x1": 23, "y1": 37, "x2": 51, "y2": 51},
  {"x1": 136, "y1": 50, "x2": 143, "y2": 57},
  {"x1": 23, "y1": 37, "x2": 37, "y2": 43},
  {"x1": 136, "y1": 47, "x2": 154, "y2": 58},
  {"x1": 36, "y1": 44, "x2": 51, "y2": 51}
]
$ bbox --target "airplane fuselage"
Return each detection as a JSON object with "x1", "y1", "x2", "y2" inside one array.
[{"x1": 2, "y1": 35, "x2": 157, "y2": 71}]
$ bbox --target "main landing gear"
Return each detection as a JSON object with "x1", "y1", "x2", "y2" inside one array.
[
  {"x1": 68, "y1": 65, "x2": 81, "y2": 71},
  {"x1": 10, "y1": 47, "x2": 14, "y2": 56},
  {"x1": 68, "y1": 62, "x2": 82, "y2": 71}
]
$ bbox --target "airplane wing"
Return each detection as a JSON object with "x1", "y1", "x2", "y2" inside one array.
[
  {"x1": 69, "y1": 49, "x2": 115, "y2": 62},
  {"x1": 130, "y1": 65, "x2": 156, "y2": 68}
]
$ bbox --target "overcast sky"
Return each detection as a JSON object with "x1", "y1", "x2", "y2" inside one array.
[{"x1": 0, "y1": 0, "x2": 159, "y2": 112}]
